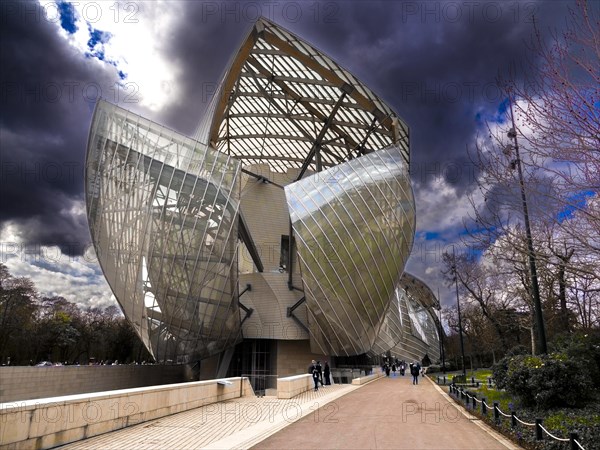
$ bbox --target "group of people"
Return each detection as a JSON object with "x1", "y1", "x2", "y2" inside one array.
[
  {"x1": 382, "y1": 359, "x2": 422, "y2": 385},
  {"x1": 308, "y1": 360, "x2": 331, "y2": 391}
]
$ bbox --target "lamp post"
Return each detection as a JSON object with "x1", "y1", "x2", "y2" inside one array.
[
  {"x1": 439, "y1": 315, "x2": 447, "y2": 374},
  {"x1": 452, "y1": 246, "x2": 466, "y2": 376},
  {"x1": 437, "y1": 288, "x2": 446, "y2": 374},
  {"x1": 507, "y1": 98, "x2": 547, "y2": 355}
]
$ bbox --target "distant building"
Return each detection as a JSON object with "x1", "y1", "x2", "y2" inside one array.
[{"x1": 85, "y1": 18, "x2": 439, "y2": 386}]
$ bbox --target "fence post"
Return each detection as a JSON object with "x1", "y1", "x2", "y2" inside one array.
[
  {"x1": 570, "y1": 432, "x2": 578, "y2": 450},
  {"x1": 449, "y1": 384, "x2": 453, "y2": 395},
  {"x1": 481, "y1": 398, "x2": 487, "y2": 415},
  {"x1": 471, "y1": 376, "x2": 475, "y2": 385},
  {"x1": 536, "y1": 419, "x2": 543, "y2": 440},
  {"x1": 476, "y1": 381, "x2": 480, "y2": 388},
  {"x1": 437, "y1": 376, "x2": 440, "y2": 384},
  {"x1": 465, "y1": 391, "x2": 470, "y2": 407},
  {"x1": 444, "y1": 376, "x2": 446, "y2": 384},
  {"x1": 511, "y1": 411, "x2": 516, "y2": 428},
  {"x1": 488, "y1": 378, "x2": 492, "y2": 387},
  {"x1": 493, "y1": 402, "x2": 499, "y2": 421},
  {"x1": 472, "y1": 393, "x2": 477, "y2": 409}
]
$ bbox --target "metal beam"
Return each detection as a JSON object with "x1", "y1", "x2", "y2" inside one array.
[
  {"x1": 296, "y1": 86, "x2": 351, "y2": 180},
  {"x1": 261, "y1": 28, "x2": 394, "y2": 132},
  {"x1": 245, "y1": 56, "x2": 363, "y2": 152},
  {"x1": 238, "y1": 285, "x2": 253, "y2": 327},
  {"x1": 238, "y1": 213, "x2": 264, "y2": 272},
  {"x1": 241, "y1": 168, "x2": 285, "y2": 189},
  {"x1": 286, "y1": 296, "x2": 308, "y2": 332},
  {"x1": 207, "y1": 27, "x2": 259, "y2": 145}
]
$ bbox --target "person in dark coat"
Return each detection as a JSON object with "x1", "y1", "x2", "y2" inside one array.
[
  {"x1": 316, "y1": 361, "x2": 324, "y2": 386},
  {"x1": 324, "y1": 362, "x2": 331, "y2": 385},
  {"x1": 309, "y1": 360, "x2": 319, "y2": 391},
  {"x1": 411, "y1": 361, "x2": 421, "y2": 385}
]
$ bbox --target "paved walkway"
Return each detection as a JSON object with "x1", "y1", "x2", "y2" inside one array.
[
  {"x1": 254, "y1": 375, "x2": 520, "y2": 450},
  {"x1": 60, "y1": 376, "x2": 520, "y2": 450}
]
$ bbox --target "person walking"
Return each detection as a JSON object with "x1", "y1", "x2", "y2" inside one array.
[
  {"x1": 411, "y1": 361, "x2": 421, "y2": 385},
  {"x1": 316, "y1": 361, "x2": 324, "y2": 386},
  {"x1": 324, "y1": 361, "x2": 331, "y2": 385},
  {"x1": 309, "y1": 360, "x2": 319, "y2": 391}
]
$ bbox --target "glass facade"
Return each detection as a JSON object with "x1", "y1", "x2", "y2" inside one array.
[
  {"x1": 85, "y1": 17, "x2": 435, "y2": 365},
  {"x1": 285, "y1": 146, "x2": 414, "y2": 355},
  {"x1": 86, "y1": 101, "x2": 242, "y2": 363},
  {"x1": 369, "y1": 273, "x2": 441, "y2": 363}
]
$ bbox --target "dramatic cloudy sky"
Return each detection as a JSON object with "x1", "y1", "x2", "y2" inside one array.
[{"x1": 0, "y1": 0, "x2": 578, "y2": 310}]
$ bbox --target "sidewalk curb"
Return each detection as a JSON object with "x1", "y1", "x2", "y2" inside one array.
[{"x1": 427, "y1": 377, "x2": 523, "y2": 450}]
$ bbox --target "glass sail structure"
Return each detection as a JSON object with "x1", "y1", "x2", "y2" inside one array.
[
  {"x1": 86, "y1": 17, "x2": 421, "y2": 362},
  {"x1": 86, "y1": 101, "x2": 242, "y2": 363},
  {"x1": 369, "y1": 273, "x2": 441, "y2": 363}
]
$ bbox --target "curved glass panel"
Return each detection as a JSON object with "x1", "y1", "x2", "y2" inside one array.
[
  {"x1": 285, "y1": 146, "x2": 415, "y2": 355},
  {"x1": 86, "y1": 100, "x2": 242, "y2": 363},
  {"x1": 369, "y1": 288, "x2": 403, "y2": 356},
  {"x1": 393, "y1": 274, "x2": 441, "y2": 362}
]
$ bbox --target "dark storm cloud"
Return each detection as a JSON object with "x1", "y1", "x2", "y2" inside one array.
[
  {"x1": 297, "y1": 1, "x2": 571, "y2": 193},
  {"x1": 0, "y1": 0, "x2": 121, "y2": 255},
  {"x1": 158, "y1": 0, "x2": 572, "y2": 194},
  {"x1": 0, "y1": 0, "x2": 574, "y2": 259}
]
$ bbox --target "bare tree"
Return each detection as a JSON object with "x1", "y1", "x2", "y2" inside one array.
[{"x1": 509, "y1": 0, "x2": 599, "y2": 250}]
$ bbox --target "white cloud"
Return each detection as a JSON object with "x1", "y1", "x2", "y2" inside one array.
[
  {"x1": 1, "y1": 225, "x2": 116, "y2": 310},
  {"x1": 39, "y1": 0, "x2": 182, "y2": 111}
]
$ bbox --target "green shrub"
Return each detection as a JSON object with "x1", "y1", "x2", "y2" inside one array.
[
  {"x1": 492, "y1": 356, "x2": 512, "y2": 390},
  {"x1": 503, "y1": 354, "x2": 593, "y2": 408},
  {"x1": 552, "y1": 331, "x2": 600, "y2": 389},
  {"x1": 492, "y1": 345, "x2": 530, "y2": 390}
]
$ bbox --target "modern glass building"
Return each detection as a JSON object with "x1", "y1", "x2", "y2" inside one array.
[
  {"x1": 369, "y1": 273, "x2": 441, "y2": 364},
  {"x1": 86, "y1": 18, "x2": 439, "y2": 379}
]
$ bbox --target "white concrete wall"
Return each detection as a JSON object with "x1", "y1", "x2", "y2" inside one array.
[
  {"x1": 351, "y1": 372, "x2": 384, "y2": 385},
  {"x1": 0, "y1": 365, "x2": 188, "y2": 403},
  {"x1": 0, "y1": 377, "x2": 254, "y2": 450},
  {"x1": 276, "y1": 374, "x2": 312, "y2": 399}
]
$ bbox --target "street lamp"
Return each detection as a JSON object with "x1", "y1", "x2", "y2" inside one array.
[
  {"x1": 452, "y1": 246, "x2": 466, "y2": 376},
  {"x1": 437, "y1": 300, "x2": 446, "y2": 374},
  {"x1": 506, "y1": 98, "x2": 548, "y2": 355}
]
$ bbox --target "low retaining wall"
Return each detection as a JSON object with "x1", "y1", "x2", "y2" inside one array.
[
  {"x1": 277, "y1": 374, "x2": 312, "y2": 399},
  {"x1": 0, "y1": 377, "x2": 253, "y2": 450},
  {"x1": 351, "y1": 372, "x2": 384, "y2": 385},
  {"x1": 0, "y1": 365, "x2": 189, "y2": 403}
]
